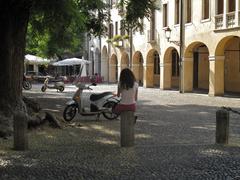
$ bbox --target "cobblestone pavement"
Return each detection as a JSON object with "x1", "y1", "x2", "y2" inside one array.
[{"x1": 1, "y1": 84, "x2": 240, "y2": 180}]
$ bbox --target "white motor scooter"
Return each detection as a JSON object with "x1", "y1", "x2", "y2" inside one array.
[
  {"x1": 41, "y1": 77, "x2": 65, "y2": 92},
  {"x1": 63, "y1": 83, "x2": 120, "y2": 121}
]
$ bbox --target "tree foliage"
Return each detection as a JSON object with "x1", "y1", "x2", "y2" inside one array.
[
  {"x1": 118, "y1": 0, "x2": 159, "y2": 32},
  {"x1": 26, "y1": 0, "x2": 158, "y2": 57},
  {"x1": 26, "y1": 0, "x2": 109, "y2": 58}
]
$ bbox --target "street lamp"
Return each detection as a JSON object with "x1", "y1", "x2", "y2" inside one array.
[
  {"x1": 164, "y1": 26, "x2": 180, "y2": 46},
  {"x1": 90, "y1": 45, "x2": 94, "y2": 52},
  {"x1": 164, "y1": 26, "x2": 172, "y2": 42}
]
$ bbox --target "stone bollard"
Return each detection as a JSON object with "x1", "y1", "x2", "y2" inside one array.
[
  {"x1": 14, "y1": 111, "x2": 28, "y2": 150},
  {"x1": 120, "y1": 111, "x2": 134, "y2": 147},
  {"x1": 216, "y1": 109, "x2": 229, "y2": 144}
]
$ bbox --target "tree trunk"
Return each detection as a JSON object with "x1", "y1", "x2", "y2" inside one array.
[{"x1": 0, "y1": 1, "x2": 31, "y2": 137}]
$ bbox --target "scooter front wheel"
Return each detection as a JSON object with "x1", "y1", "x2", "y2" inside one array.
[
  {"x1": 58, "y1": 86, "x2": 64, "y2": 92},
  {"x1": 63, "y1": 105, "x2": 77, "y2": 121},
  {"x1": 102, "y1": 101, "x2": 119, "y2": 120},
  {"x1": 22, "y1": 81, "x2": 32, "y2": 90}
]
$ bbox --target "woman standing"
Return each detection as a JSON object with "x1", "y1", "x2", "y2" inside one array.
[{"x1": 114, "y1": 68, "x2": 138, "y2": 122}]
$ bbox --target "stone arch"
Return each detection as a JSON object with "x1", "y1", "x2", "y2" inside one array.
[
  {"x1": 132, "y1": 51, "x2": 144, "y2": 86},
  {"x1": 101, "y1": 46, "x2": 108, "y2": 82},
  {"x1": 213, "y1": 36, "x2": 240, "y2": 94},
  {"x1": 162, "y1": 47, "x2": 180, "y2": 89},
  {"x1": 184, "y1": 41, "x2": 210, "y2": 92},
  {"x1": 120, "y1": 52, "x2": 129, "y2": 70},
  {"x1": 145, "y1": 49, "x2": 160, "y2": 88},
  {"x1": 109, "y1": 54, "x2": 118, "y2": 82},
  {"x1": 215, "y1": 36, "x2": 237, "y2": 56}
]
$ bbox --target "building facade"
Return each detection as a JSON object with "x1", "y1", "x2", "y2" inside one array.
[{"x1": 96, "y1": 0, "x2": 240, "y2": 96}]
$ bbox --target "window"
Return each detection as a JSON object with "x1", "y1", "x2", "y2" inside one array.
[
  {"x1": 109, "y1": 23, "x2": 113, "y2": 38},
  {"x1": 115, "y1": 21, "x2": 118, "y2": 35},
  {"x1": 26, "y1": 65, "x2": 34, "y2": 72},
  {"x1": 175, "y1": 0, "x2": 180, "y2": 24},
  {"x1": 154, "y1": 52, "x2": 160, "y2": 75},
  {"x1": 172, "y1": 50, "x2": 179, "y2": 76},
  {"x1": 109, "y1": 0, "x2": 113, "y2": 8},
  {"x1": 228, "y1": 0, "x2": 235, "y2": 12},
  {"x1": 163, "y1": 3, "x2": 168, "y2": 27},
  {"x1": 139, "y1": 53, "x2": 143, "y2": 63},
  {"x1": 120, "y1": 20, "x2": 125, "y2": 35},
  {"x1": 112, "y1": 0, "x2": 117, "y2": 6},
  {"x1": 140, "y1": 19, "x2": 144, "y2": 35},
  {"x1": 110, "y1": 0, "x2": 118, "y2": 8},
  {"x1": 202, "y1": 0, "x2": 209, "y2": 20},
  {"x1": 217, "y1": 0, "x2": 223, "y2": 14},
  {"x1": 186, "y1": 0, "x2": 192, "y2": 23}
]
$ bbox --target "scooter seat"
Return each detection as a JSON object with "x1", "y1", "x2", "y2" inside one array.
[
  {"x1": 51, "y1": 79, "x2": 63, "y2": 83},
  {"x1": 90, "y1": 92, "x2": 113, "y2": 101}
]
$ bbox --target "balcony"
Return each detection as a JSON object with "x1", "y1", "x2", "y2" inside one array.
[
  {"x1": 147, "y1": 29, "x2": 159, "y2": 44},
  {"x1": 215, "y1": 11, "x2": 240, "y2": 31}
]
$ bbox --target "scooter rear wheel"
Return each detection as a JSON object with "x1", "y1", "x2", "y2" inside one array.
[
  {"x1": 102, "y1": 101, "x2": 119, "y2": 120},
  {"x1": 63, "y1": 105, "x2": 77, "y2": 121},
  {"x1": 41, "y1": 86, "x2": 47, "y2": 92}
]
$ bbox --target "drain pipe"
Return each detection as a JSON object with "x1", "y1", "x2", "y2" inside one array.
[{"x1": 129, "y1": 29, "x2": 133, "y2": 69}]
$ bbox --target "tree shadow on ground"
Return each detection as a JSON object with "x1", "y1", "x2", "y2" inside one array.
[{"x1": 1, "y1": 90, "x2": 240, "y2": 179}]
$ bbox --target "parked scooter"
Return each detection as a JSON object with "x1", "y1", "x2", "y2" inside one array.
[
  {"x1": 63, "y1": 83, "x2": 120, "y2": 121},
  {"x1": 41, "y1": 77, "x2": 65, "y2": 92}
]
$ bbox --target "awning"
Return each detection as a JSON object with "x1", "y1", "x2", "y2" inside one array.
[
  {"x1": 24, "y1": 54, "x2": 50, "y2": 65},
  {"x1": 52, "y1": 58, "x2": 90, "y2": 66}
]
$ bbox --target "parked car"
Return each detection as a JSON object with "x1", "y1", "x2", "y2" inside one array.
[{"x1": 25, "y1": 71, "x2": 54, "y2": 83}]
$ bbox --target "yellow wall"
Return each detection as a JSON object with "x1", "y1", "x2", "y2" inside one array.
[
  {"x1": 132, "y1": 64, "x2": 139, "y2": 82},
  {"x1": 198, "y1": 53, "x2": 209, "y2": 90},
  {"x1": 121, "y1": 64, "x2": 128, "y2": 70},
  {"x1": 144, "y1": 64, "x2": 154, "y2": 88},
  {"x1": 183, "y1": 58, "x2": 193, "y2": 92},
  {"x1": 171, "y1": 77, "x2": 179, "y2": 88},
  {"x1": 109, "y1": 65, "x2": 117, "y2": 82},
  {"x1": 132, "y1": 64, "x2": 144, "y2": 84}
]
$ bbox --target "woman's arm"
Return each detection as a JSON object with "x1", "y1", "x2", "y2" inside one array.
[
  {"x1": 135, "y1": 83, "x2": 138, "y2": 101},
  {"x1": 135, "y1": 88, "x2": 138, "y2": 101},
  {"x1": 117, "y1": 84, "x2": 121, "y2": 97}
]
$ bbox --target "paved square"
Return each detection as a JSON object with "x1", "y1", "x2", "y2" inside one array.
[{"x1": 0, "y1": 84, "x2": 240, "y2": 179}]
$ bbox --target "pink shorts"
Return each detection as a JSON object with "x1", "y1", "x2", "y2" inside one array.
[{"x1": 113, "y1": 103, "x2": 136, "y2": 114}]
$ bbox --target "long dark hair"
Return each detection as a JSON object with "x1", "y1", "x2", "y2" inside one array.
[{"x1": 119, "y1": 68, "x2": 136, "y2": 90}]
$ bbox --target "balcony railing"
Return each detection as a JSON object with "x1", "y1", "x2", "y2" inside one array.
[
  {"x1": 226, "y1": 12, "x2": 235, "y2": 28},
  {"x1": 215, "y1": 14, "x2": 223, "y2": 29},
  {"x1": 215, "y1": 11, "x2": 240, "y2": 30}
]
